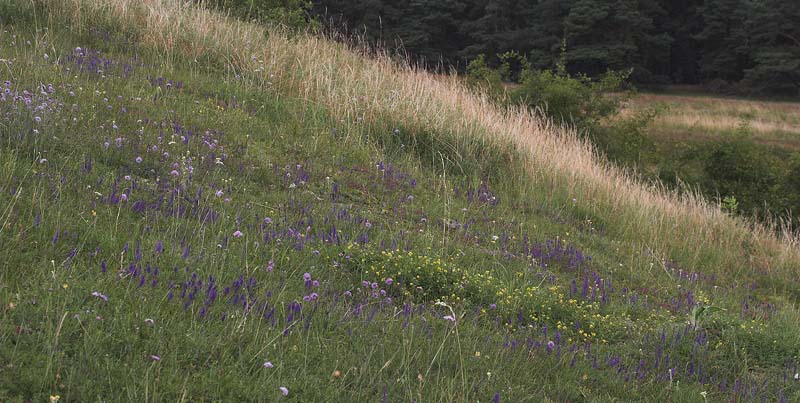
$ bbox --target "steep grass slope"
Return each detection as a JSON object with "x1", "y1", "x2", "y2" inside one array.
[
  {"x1": 1, "y1": 1, "x2": 799, "y2": 401},
  {"x1": 48, "y1": 0, "x2": 800, "y2": 281}
]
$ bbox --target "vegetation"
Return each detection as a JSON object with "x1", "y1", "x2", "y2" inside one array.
[
  {"x1": 623, "y1": 92, "x2": 800, "y2": 225},
  {"x1": 1, "y1": 1, "x2": 799, "y2": 402},
  {"x1": 462, "y1": 56, "x2": 800, "y2": 224},
  {"x1": 201, "y1": 0, "x2": 313, "y2": 29},
  {"x1": 312, "y1": 0, "x2": 800, "y2": 96}
]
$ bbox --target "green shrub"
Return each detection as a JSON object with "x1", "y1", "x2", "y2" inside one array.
[
  {"x1": 510, "y1": 69, "x2": 627, "y2": 128},
  {"x1": 200, "y1": 0, "x2": 313, "y2": 29},
  {"x1": 593, "y1": 107, "x2": 657, "y2": 166},
  {"x1": 465, "y1": 54, "x2": 504, "y2": 100},
  {"x1": 702, "y1": 138, "x2": 785, "y2": 217},
  {"x1": 0, "y1": 1, "x2": 35, "y2": 25},
  {"x1": 497, "y1": 50, "x2": 530, "y2": 83},
  {"x1": 509, "y1": 68, "x2": 654, "y2": 165}
]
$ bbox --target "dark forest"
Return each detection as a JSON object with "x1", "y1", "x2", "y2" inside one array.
[{"x1": 312, "y1": 0, "x2": 800, "y2": 96}]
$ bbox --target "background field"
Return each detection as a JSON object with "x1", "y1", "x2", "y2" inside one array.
[
  {"x1": 618, "y1": 91, "x2": 800, "y2": 223},
  {"x1": 625, "y1": 91, "x2": 800, "y2": 150}
]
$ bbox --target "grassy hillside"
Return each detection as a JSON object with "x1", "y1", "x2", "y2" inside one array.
[{"x1": 1, "y1": 1, "x2": 799, "y2": 401}]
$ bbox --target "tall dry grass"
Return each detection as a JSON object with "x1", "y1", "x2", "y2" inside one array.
[{"x1": 43, "y1": 0, "x2": 799, "y2": 280}]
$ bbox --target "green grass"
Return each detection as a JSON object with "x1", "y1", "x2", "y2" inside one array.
[{"x1": 1, "y1": 3, "x2": 799, "y2": 402}]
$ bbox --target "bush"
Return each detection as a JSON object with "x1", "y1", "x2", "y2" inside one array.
[
  {"x1": 465, "y1": 54, "x2": 504, "y2": 100},
  {"x1": 510, "y1": 69, "x2": 628, "y2": 128},
  {"x1": 780, "y1": 156, "x2": 800, "y2": 225},
  {"x1": 593, "y1": 107, "x2": 657, "y2": 166},
  {"x1": 497, "y1": 50, "x2": 530, "y2": 83},
  {"x1": 200, "y1": 0, "x2": 313, "y2": 29},
  {"x1": 702, "y1": 138, "x2": 785, "y2": 218},
  {"x1": 509, "y1": 68, "x2": 653, "y2": 165}
]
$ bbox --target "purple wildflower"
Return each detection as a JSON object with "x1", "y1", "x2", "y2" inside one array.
[
  {"x1": 263, "y1": 361, "x2": 274, "y2": 368},
  {"x1": 385, "y1": 278, "x2": 393, "y2": 285},
  {"x1": 279, "y1": 386, "x2": 289, "y2": 396},
  {"x1": 233, "y1": 230, "x2": 243, "y2": 238},
  {"x1": 91, "y1": 291, "x2": 108, "y2": 302}
]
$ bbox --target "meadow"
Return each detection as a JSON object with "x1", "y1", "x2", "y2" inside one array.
[
  {"x1": 621, "y1": 91, "x2": 800, "y2": 220},
  {"x1": 624, "y1": 92, "x2": 800, "y2": 151},
  {"x1": 1, "y1": 1, "x2": 799, "y2": 402}
]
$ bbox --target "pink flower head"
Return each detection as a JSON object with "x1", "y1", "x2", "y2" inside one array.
[
  {"x1": 233, "y1": 230, "x2": 243, "y2": 238},
  {"x1": 263, "y1": 361, "x2": 274, "y2": 368},
  {"x1": 91, "y1": 291, "x2": 108, "y2": 301},
  {"x1": 385, "y1": 278, "x2": 393, "y2": 285},
  {"x1": 279, "y1": 386, "x2": 289, "y2": 396},
  {"x1": 443, "y1": 315, "x2": 456, "y2": 322},
  {"x1": 149, "y1": 355, "x2": 161, "y2": 361}
]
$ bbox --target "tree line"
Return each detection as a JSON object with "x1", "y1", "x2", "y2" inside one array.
[{"x1": 311, "y1": 0, "x2": 800, "y2": 97}]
